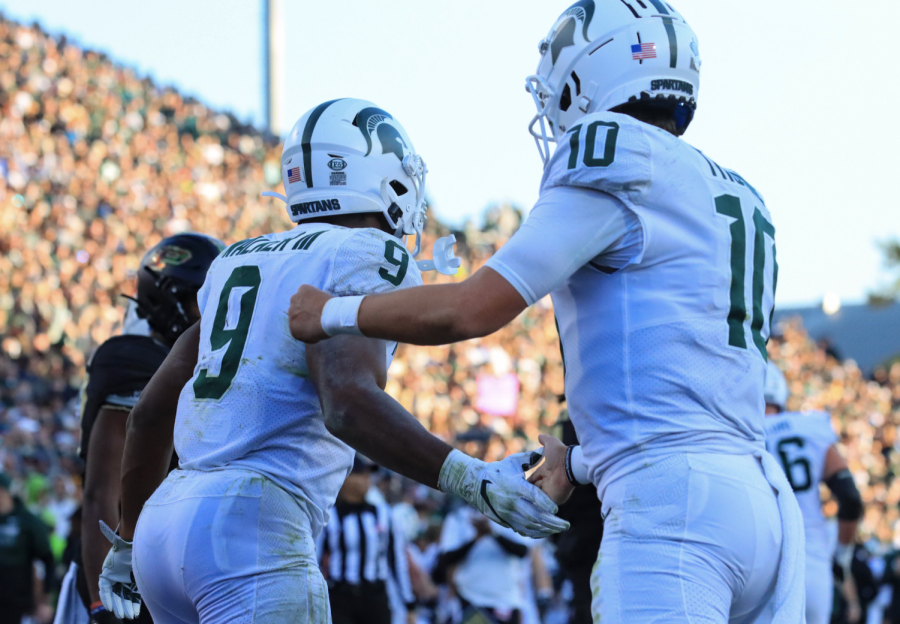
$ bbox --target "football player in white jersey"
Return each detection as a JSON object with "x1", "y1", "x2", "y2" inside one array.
[
  {"x1": 762, "y1": 362, "x2": 863, "y2": 624},
  {"x1": 96, "y1": 99, "x2": 567, "y2": 624},
  {"x1": 287, "y1": 2, "x2": 807, "y2": 622}
]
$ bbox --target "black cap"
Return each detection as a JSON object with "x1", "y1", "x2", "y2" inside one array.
[
  {"x1": 351, "y1": 455, "x2": 379, "y2": 474},
  {"x1": 456, "y1": 427, "x2": 493, "y2": 443}
]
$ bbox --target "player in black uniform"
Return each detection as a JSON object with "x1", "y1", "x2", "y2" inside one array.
[{"x1": 63, "y1": 233, "x2": 223, "y2": 624}]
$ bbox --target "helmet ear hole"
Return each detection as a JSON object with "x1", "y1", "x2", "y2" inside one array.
[
  {"x1": 387, "y1": 203, "x2": 403, "y2": 226},
  {"x1": 559, "y1": 84, "x2": 572, "y2": 112},
  {"x1": 389, "y1": 180, "x2": 408, "y2": 196}
]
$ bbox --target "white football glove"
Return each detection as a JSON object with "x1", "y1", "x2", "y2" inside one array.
[
  {"x1": 98, "y1": 521, "x2": 142, "y2": 619},
  {"x1": 439, "y1": 449, "x2": 570, "y2": 538}
]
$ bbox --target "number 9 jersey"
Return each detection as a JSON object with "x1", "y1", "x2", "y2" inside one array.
[
  {"x1": 173, "y1": 223, "x2": 422, "y2": 536},
  {"x1": 535, "y1": 111, "x2": 778, "y2": 496}
]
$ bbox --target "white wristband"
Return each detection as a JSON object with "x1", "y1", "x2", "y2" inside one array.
[
  {"x1": 570, "y1": 445, "x2": 590, "y2": 485},
  {"x1": 321, "y1": 296, "x2": 365, "y2": 337}
]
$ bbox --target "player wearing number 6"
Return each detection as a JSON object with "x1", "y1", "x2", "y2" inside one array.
[
  {"x1": 288, "y1": 2, "x2": 806, "y2": 622},
  {"x1": 762, "y1": 362, "x2": 863, "y2": 624},
  {"x1": 99, "y1": 98, "x2": 567, "y2": 624}
]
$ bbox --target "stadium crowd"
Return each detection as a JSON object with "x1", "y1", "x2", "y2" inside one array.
[{"x1": 1, "y1": 16, "x2": 900, "y2": 624}]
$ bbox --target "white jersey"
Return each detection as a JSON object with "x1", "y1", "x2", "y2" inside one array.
[
  {"x1": 764, "y1": 411, "x2": 837, "y2": 560},
  {"x1": 174, "y1": 223, "x2": 422, "y2": 536},
  {"x1": 488, "y1": 111, "x2": 777, "y2": 496}
]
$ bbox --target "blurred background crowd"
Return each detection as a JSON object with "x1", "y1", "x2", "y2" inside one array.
[{"x1": 1, "y1": 17, "x2": 899, "y2": 624}]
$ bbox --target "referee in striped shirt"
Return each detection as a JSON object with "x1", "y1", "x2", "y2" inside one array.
[{"x1": 318, "y1": 457, "x2": 416, "y2": 624}]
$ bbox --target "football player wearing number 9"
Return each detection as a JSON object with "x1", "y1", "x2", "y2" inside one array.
[
  {"x1": 100, "y1": 98, "x2": 567, "y2": 624},
  {"x1": 287, "y1": 2, "x2": 806, "y2": 623},
  {"x1": 762, "y1": 362, "x2": 863, "y2": 624}
]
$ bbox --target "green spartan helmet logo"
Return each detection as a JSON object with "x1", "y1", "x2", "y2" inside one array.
[
  {"x1": 550, "y1": 0, "x2": 595, "y2": 64},
  {"x1": 354, "y1": 107, "x2": 408, "y2": 162}
]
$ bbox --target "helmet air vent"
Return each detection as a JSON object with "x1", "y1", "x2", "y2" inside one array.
[
  {"x1": 559, "y1": 84, "x2": 572, "y2": 112},
  {"x1": 389, "y1": 180, "x2": 409, "y2": 196}
]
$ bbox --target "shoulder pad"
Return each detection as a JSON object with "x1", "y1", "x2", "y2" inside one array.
[
  {"x1": 541, "y1": 112, "x2": 653, "y2": 199},
  {"x1": 86, "y1": 335, "x2": 169, "y2": 405},
  {"x1": 811, "y1": 411, "x2": 837, "y2": 437},
  {"x1": 89, "y1": 335, "x2": 168, "y2": 369},
  {"x1": 330, "y1": 228, "x2": 423, "y2": 296}
]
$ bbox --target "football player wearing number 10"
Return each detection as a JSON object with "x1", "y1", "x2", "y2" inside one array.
[
  {"x1": 288, "y1": 2, "x2": 806, "y2": 623},
  {"x1": 98, "y1": 98, "x2": 567, "y2": 624}
]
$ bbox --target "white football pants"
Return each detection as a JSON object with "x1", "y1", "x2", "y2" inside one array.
[
  {"x1": 592, "y1": 453, "x2": 784, "y2": 623},
  {"x1": 805, "y1": 556, "x2": 833, "y2": 624},
  {"x1": 132, "y1": 469, "x2": 330, "y2": 624}
]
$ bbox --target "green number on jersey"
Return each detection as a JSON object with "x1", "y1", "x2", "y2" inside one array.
[
  {"x1": 715, "y1": 194, "x2": 777, "y2": 360},
  {"x1": 379, "y1": 239, "x2": 409, "y2": 286},
  {"x1": 193, "y1": 265, "x2": 261, "y2": 400},
  {"x1": 775, "y1": 437, "x2": 813, "y2": 492},
  {"x1": 566, "y1": 121, "x2": 619, "y2": 170}
]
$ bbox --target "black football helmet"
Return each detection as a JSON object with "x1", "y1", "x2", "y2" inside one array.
[{"x1": 130, "y1": 233, "x2": 224, "y2": 343}]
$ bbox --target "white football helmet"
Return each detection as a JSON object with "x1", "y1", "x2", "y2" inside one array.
[
  {"x1": 764, "y1": 361, "x2": 789, "y2": 412},
  {"x1": 267, "y1": 98, "x2": 429, "y2": 256},
  {"x1": 526, "y1": 0, "x2": 701, "y2": 164}
]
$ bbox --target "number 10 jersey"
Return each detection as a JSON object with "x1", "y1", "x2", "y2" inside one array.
[
  {"x1": 173, "y1": 223, "x2": 422, "y2": 536},
  {"x1": 541, "y1": 112, "x2": 778, "y2": 496}
]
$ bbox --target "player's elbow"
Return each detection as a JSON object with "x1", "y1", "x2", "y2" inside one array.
[
  {"x1": 82, "y1": 477, "x2": 113, "y2": 513},
  {"x1": 826, "y1": 468, "x2": 863, "y2": 522},
  {"x1": 321, "y1": 384, "x2": 372, "y2": 442},
  {"x1": 441, "y1": 294, "x2": 499, "y2": 342},
  {"x1": 838, "y1": 488, "x2": 863, "y2": 522},
  {"x1": 447, "y1": 275, "x2": 522, "y2": 341},
  {"x1": 447, "y1": 311, "x2": 489, "y2": 342},
  {"x1": 125, "y1": 402, "x2": 154, "y2": 436}
]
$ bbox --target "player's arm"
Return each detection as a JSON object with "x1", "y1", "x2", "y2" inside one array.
[
  {"x1": 289, "y1": 186, "x2": 641, "y2": 346},
  {"x1": 307, "y1": 335, "x2": 567, "y2": 538},
  {"x1": 82, "y1": 407, "x2": 128, "y2": 606},
  {"x1": 119, "y1": 323, "x2": 200, "y2": 541},
  {"x1": 309, "y1": 333, "x2": 448, "y2": 485},
  {"x1": 823, "y1": 443, "x2": 863, "y2": 619},
  {"x1": 823, "y1": 444, "x2": 863, "y2": 548},
  {"x1": 292, "y1": 263, "x2": 525, "y2": 346}
]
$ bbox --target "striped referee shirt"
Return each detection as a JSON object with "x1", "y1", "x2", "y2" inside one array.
[{"x1": 317, "y1": 499, "x2": 415, "y2": 608}]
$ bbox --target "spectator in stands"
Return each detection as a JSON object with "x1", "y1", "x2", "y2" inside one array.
[
  {"x1": 3, "y1": 16, "x2": 900, "y2": 624},
  {"x1": 0, "y1": 472, "x2": 54, "y2": 624}
]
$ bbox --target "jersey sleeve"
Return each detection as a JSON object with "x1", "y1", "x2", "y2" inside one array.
[
  {"x1": 327, "y1": 228, "x2": 423, "y2": 297},
  {"x1": 814, "y1": 412, "x2": 838, "y2": 447},
  {"x1": 79, "y1": 336, "x2": 169, "y2": 462},
  {"x1": 485, "y1": 186, "x2": 643, "y2": 305},
  {"x1": 541, "y1": 111, "x2": 652, "y2": 201},
  {"x1": 195, "y1": 260, "x2": 215, "y2": 313},
  {"x1": 85, "y1": 337, "x2": 168, "y2": 410}
]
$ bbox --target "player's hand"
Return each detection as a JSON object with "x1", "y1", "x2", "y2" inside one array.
[
  {"x1": 98, "y1": 521, "x2": 142, "y2": 619},
  {"x1": 527, "y1": 434, "x2": 576, "y2": 505},
  {"x1": 34, "y1": 602, "x2": 54, "y2": 624},
  {"x1": 439, "y1": 449, "x2": 570, "y2": 539},
  {"x1": 845, "y1": 600, "x2": 861, "y2": 624},
  {"x1": 289, "y1": 285, "x2": 333, "y2": 344}
]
